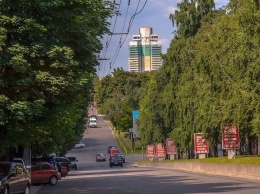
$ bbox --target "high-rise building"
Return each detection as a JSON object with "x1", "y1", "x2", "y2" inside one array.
[{"x1": 128, "y1": 27, "x2": 162, "y2": 73}]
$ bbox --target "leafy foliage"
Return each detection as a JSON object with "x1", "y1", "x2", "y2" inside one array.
[{"x1": 0, "y1": 0, "x2": 116, "y2": 157}]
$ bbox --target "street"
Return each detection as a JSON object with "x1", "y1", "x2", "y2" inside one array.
[{"x1": 32, "y1": 109, "x2": 260, "y2": 194}]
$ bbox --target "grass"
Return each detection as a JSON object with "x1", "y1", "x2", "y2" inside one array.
[{"x1": 114, "y1": 131, "x2": 144, "y2": 155}]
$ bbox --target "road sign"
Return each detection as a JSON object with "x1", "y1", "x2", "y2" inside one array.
[
  {"x1": 194, "y1": 133, "x2": 209, "y2": 154},
  {"x1": 146, "y1": 145, "x2": 155, "y2": 158},
  {"x1": 156, "y1": 143, "x2": 166, "y2": 158},
  {"x1": 166, "y1": 138, "x2": 178, "y2": 154},
  {"x1": 222, "y1": 124, "x2": 240, "y2": 149},
  {"x1": 132, "y1": 110, "x2": 139, "y2": 119}
]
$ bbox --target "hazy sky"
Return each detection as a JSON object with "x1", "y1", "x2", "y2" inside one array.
[{"x1": 97, "y1": 0, "x2": 229, "y2": 77}]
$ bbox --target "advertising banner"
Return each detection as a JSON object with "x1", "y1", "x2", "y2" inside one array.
[
  {"x1": 166, "y1": 138, "x2": 178, "y2": 154},
  {"x1": 146, "y1": 145, "x2": 155, "y2": 158},
  {"x1": 156, "y1": 143, "x2": 166, "y2": 158},
  {"x1": 194, "y1": 133, "x2": 209, "y2": 154},
  {"x1": 222, "y1": 124, "x2": 240, "y2": 149}
]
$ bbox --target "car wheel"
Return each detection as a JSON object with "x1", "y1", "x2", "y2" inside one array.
[
  {"x1": 3, "y1": 186, "x2": 9, "y2": 194},
  {"x1": 75, "y1": 166, "x2": 77, "y2": 170},
  {"x1": 49, "y1": 176, "x2": 58, "y2": 186},
  {"x1": 23, "y1": 185, "x2": 30, "y2": 194},
  {"x1": 109, "y1": 164, "x2": 113, "y2": 168},
  {"x1": 121, "y1": 164, "x2": 123, "y2": 167}
]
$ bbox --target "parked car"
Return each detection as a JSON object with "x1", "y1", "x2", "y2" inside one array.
[
  {"x1": 32, "y1": 156, "x2": 57, "y2": 169},
  {"x1": 12, "y1": 157, "x2": 31, "y2": 172},
  {"x1": 54, "y1": 157, "x2": 71, "y2": 172},
  {"x1": 109, "y1": 156, "x2": 123, "y2": 168},
  {"x1": 96, "y1": 153, "x2": 106, "y2": 162},
  {"x1": 114, "y1": 153, "x2": 126, "y2": 163},
  {"x1": 31, "y1": 156, "x2": 68, "y2": 178},
  {"x1": 66, "y1": 157, "x2": 78, "y2": 170},
  {"x1": 0, "y1": 162, "x2": 30, "y2": 194},
  {"x1": 74, "y1": 142, "x2": 85, "y2": 149},
  {"x1": 31, "y1": 162, "x2": 59, "y2": 186},
  {"x1": 55, "y1": 163, "x2": 68, "y2": 178}
]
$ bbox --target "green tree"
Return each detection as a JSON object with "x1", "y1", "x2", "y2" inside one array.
[{"x1": 0, "y1": 0, "x2": 116, "y2": 157}]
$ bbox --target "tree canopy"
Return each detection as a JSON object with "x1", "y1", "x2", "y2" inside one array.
[{"x1": 0, "y1": 0, "x2": 116, "y2": 157}]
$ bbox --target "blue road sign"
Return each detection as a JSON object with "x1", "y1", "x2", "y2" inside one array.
[{"x1": 132, "y1": 110, "x2": 139, "y2": 119}]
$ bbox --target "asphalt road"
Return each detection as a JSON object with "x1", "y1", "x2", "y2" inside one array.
[{"x1": 32, "y1": 108, "x2": 260, "y2": 194}]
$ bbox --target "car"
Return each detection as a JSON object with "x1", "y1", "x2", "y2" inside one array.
[
  {"x1": 66, "y1": 157, "x2": 78, "y2": 170},
  {"x1": 107, "y1": 145, "x2": 118, "y2": 154},
  {"x1": 32, "y1": 156, "x2": 57, "y2": 170},
  {"x1": 96, "y1": 153, "x2": 106, "y2": 162},
  {"x1": 109, "y1": 156, "x2": 123, "y2": 168},
  {"x1": 114, "y1": 153, "x2": 126, "y2": 163},
  {"x1": 31, "y1": 162, "x2": 59, "y2": 186},
  {"x1": 74, "y1": 142, "x2": 86, "y2": 149},
  {"x1": 0, "y1": 162, "x2": 30, "y2": 194},
  {"x1": 12, "y1": 157, "x2": 31, "y2": 172},
  {"x1": 90, "y1": 115, "x2": 97, "y2": 119},
  {"x1": 54, "y1": 157, "x2": 71, "y2": 172}
]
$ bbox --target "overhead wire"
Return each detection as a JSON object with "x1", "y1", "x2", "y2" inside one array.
[
  {"x1": 98, "y1": 0, "x2": 122, "y2": 77},
  {"x1": 109, "y1": 0, "x2": 148, "y2": 72},
  {"x1": 99, "y1": 0, "x2": 148, "y2": 77},
  {"x1": 108, "y1": 0, "x2": 131, "y2": 74}
]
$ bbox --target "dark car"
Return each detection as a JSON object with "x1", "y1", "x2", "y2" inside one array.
[
  {"x1": 0, "y1": 162, "x2": 30, "y2": 194},
  {"x1": 96, "y1": 153, "x2": 106, "y2": 162},
  {"x1": 109, "y1": 156, "x2": 123, "y2": 168},
  {"x1": 66, "y1": 157, "x2": 78, "y2": 170},
  {"x1": 107, "y1": 145, "x2": 118, "y2": 154},
  {"x1": 31, "y1": 162, "x2": 59, "y2": 186},
  {"x1": 114, "y1": 153, "x2": 126, "y2": 163},
  {"x1": 54, "y1": 157, "x2": 71, "y2": 172}
]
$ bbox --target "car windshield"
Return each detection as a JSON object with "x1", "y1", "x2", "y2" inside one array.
[{"x1": 0, "y1": 163, "x2": 11, "y2": 177}]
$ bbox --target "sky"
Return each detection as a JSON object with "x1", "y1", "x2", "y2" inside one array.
[{"x1": 97, "y1": 0, "x2": 229, "y2": 77}]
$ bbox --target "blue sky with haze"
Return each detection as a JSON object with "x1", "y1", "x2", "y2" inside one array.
[{"x1": 98, "y1": 0, "x2": 228, "y2": 77}]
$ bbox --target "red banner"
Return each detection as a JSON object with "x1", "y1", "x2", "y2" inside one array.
[
  {"x1": 194, "y1": 133, "x2": 209, "y2": 154},
  {"x1": 146, "y1": 145, "x2": 155, "y2": 158},
  {"x1": 156, "y1": 143, "x2": 166, "y2": 158},
  {"x1": 166, "y1": 138, "x2": 178, "y2": 154},
  {"x1": 222, "y1": 124, "x2": 240, "y2": 149}
]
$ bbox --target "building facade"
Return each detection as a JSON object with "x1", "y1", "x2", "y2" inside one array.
[{"x1": 128, "y1": 27, "x2": 162, "y2": 73}]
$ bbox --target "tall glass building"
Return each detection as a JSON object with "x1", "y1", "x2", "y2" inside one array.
[{"x1": 128, "y1": 27, "x2": 162, "y2": 72}]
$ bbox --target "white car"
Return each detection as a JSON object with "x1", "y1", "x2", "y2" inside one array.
[{"x1": 74, "y1": 142, "x2": 85, "y2": 149}]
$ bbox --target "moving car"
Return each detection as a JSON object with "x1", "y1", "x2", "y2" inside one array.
[
  {"x1": 31, "y1": 162, "x2": 59, "y2": 186},
  {"x1": 96, "y1": 153, "x2": 106, "y2": 162},
  {"x1": 107, "y1": 145, "x2": 118, "y2": 154},
  {"x1": 67, "y1": 157, "x2": 78, "y2": 170},
  {"x1": 89, "y1": 117, "x2": 97, "y2": 128},
  {"x1": 109, "y1": 156, "x2": 123, "y2": 168},
  {"x1": 74, "y1": 142, "x2": 85, "y2": 149},
  {"x1": 114, "y1": 153, "x2": 126, "y2": 163},
  {"x1": 90, "y1": 115, "x2": 97, "y2": 119},
  {"x1": 0, "y1": 162, "x2": 30, "y2": 194},
  {"x1": 109, "y1": 148, "x2": 119, "y2": 157}
]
